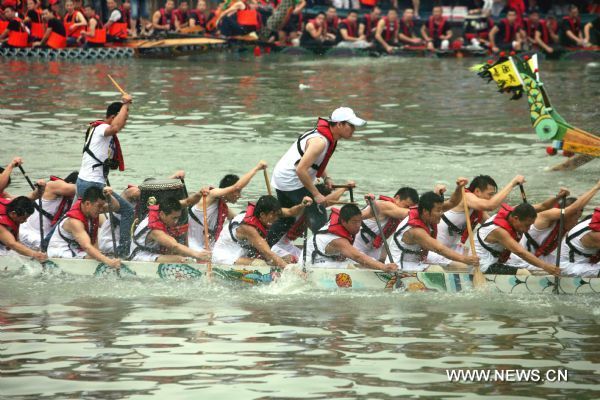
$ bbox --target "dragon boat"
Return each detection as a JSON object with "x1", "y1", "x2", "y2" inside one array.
[
  {"x1": 473, "y1": 53, "x2": 600, "y2": 170},
  {"x1": 1, "y1": 256, "x2": 598, "y2": 295}
]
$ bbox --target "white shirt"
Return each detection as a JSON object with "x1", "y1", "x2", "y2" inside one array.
[
  {"x1": 189, "y1": 201, "x2": 218, "y2": 251},
  {"x1": 272, "y1": 132, "x2": 328, "y2": 192},
  {"x1": 79, "y1": 123, "x2": 114, "y2": 184},
  {"x1": 108, "y1": 9, "x2": 123, "y2": 23}
]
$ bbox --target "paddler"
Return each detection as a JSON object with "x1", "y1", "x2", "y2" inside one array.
[
  {"x1": 212, "y1": 195, "x2": 312, "y2": 268},
  {"x1": 78, "y1": 4, "x2": 106, "y2": 47},
  {"x1": 128, "y1": 196, "x2": 211, "y2": 263},
  {"x1": 560, "y1": 4, "x2": 585, "y2": 47},
  {"x1": 474, "y1": 194, "x2": 568, "y2": 276},
  {"x1": 46, "y1": 186, "x2": 121, "y2": 268},
  {"x1": 63, "y1": 0, "x2": 87, "y2": 44},
  {"x1": 374, "y1": 8, "x2": 399, "y2": 54},
  {"x1": 268, "y1": 107, "x2": 366, "y2": 246},
  {"x1": 188, "y1": 161, "x2": 267, "y2": 252},
  {"x1": 0, "y1": 196, "x2": 48, "y2": 262},
  {"x1": 489, "y1": 8, "x2": 523, "y2": 53},
  {"x1": 354, "y1": 187, "x2": 419, "y2": 261},
  {"x1": 337, "y1": 10, "x2": 370, "y2": 49},
  {"x1": 428, "y1": 174, "x2": 525, "y2": 268},
  {"x1": 23, "y1": 0, "x2": 44, "y2": 42},
  {"x1": 105, "y1": 0, "x2": 128, "y2": 41},
  {"x1": 386, "y1": 180, "x2": 481, "y2": 271},
  {"x1": 522, "y1": 9, "x2": 554, "y2": 54},
  {"x1": 360, "y1": 5, "x2": 381, "y2": 42},
  {"x1": 277, "y1": 0, "x2": 305, "y2": 45},
  {"x1": 299, "y1": 12, "x2": 336, "y2": 54},
  {"x1": 172, "y1": 0, "x2": 191, "y2": 32},
  {"x1": 0, "y1": 6, "x2": 29, "y2": 48},
  {"x1": 508, "y1": 180, "x2": 600, "y2": 270},
  {"x1": 398, "y1": 8, "x2": 423, "y2": 46},
  {"x1": 32, "y1": 8, "x2": 68, "y2": 49},
  {"x1": 560, "y1": 206, "x2": 600, "y2": 277},
  {"x1": 19, "y1": 172, "x2": 78, "y2": 250},
  {"x1": 217, "y1": 0, "x2": 262, "y2": 38},
  {"x1": 306, "y1": 204, "x2": 399, "y2": 272},
  {"x1": 151, "y1": 0, "x2": 175, "y2": 35},
  {"x1": 77, "y1": 94, "x2": 134, "y2": 257},
  {"x1": 420, "y1": 5, "x2": 452, "y2": 50}
]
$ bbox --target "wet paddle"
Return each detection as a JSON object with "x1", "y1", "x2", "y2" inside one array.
[
  {"x1": 17, "y1": 165, "x2": 45, "y2": 251},
  {"x1": 202, "y1": 193, "x2": 212, "y2": 279},
  {"x1": 518, "y1": 183, "x2": 528, "y2": 204},
  {"x1": 263, "y1": 168, "x2": 272, "y2": 196},
  {"x1": 107, "y1": 74, "x2": 127, "y2": 96},
  {"x1": 301, "y1": 209, "x2": 308, "y2": 274},
  {"x1": 462, "y1": 186, "x2": 486, "y2": 288},
  {"x1": 553, "y1": 197, "x2": 567, "y2": 294},
  {"x1": 366, "y1": 197, "x2": 394, "y2": 265}
]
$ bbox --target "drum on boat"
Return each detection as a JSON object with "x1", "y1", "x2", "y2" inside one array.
[{"x1": 137, "y1": 178, "x2": 188, "y2": 231}]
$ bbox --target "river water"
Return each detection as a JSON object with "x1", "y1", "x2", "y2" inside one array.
[{"x1": 1, "y1": 55, "x2": 599, "y2": 398}]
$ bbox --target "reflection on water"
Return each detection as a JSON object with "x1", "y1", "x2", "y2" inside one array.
[
  {"x1": 1, "y1": 56, "x2": 599, "y2": 398},
  {"x1": 1, "y1": 274, "x2": 600, "y2": 399}
]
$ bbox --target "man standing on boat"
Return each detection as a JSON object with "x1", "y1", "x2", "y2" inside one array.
[
  {"x1": 77, "y1": 94, "x2": 135, "y2": 257},
  {"x1": 268, "y1": 107, "x2": 366, "y2": 246}
]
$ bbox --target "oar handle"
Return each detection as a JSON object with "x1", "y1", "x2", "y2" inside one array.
[
  {"x1": 518, "y1": 183, "x2": 528, "y2": 204},
  {"x1": 263, "y1": 168, "x2": 272, "y2": 196},
  {"x1": 17, "y1": 165, "x2": 36, "y2": 190},
  {"x1": 107, "y1": 74, "x2": 127, "y2": 96},
  {"x1": 329, "y1": 201, "x2": 358, "y2": 206},
  {"x1": 106, "y1": 195, "x2": 118, "y2": 257},
  {"x1": 366, "y1": 197, "x2": 394, "y2": 265},
  {"x1": 461, "y1": 187, "x2": 477, "y2": 258},
  {"x1": 349, "y1": 187, "x2": 354, "y2": 203},
  {"x1": 553, "y1": 196, "x2": 567, "y2": 294},
  {"x1": 331, "y1": 184, "x2": 355, "y2": 189},
  {"x1": 301, "y1": 209, "x2": 308, "y2": 272},
  {"x1": 202, "y1": 193, "x2": 212, "y2": 278}
]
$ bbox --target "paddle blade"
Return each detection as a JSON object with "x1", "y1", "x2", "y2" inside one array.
[{"x1": 472, "y1": 266, "x2": 486, "y2": 289}]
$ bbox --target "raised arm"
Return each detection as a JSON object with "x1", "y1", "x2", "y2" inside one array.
[
  {"x1": 466, "y1": 175, "x2": 525, "y2": 211},
  {"x1": 281, "y1": 197, "x2": 312, "y2": 218},
  {"x1": 0, "y1": 157, "x2": 21, "y2": 194},
  {"x1": 208, "y1": 160, "x2": 267, "y2": 202},
  {"x1": 533, "y1": 188, "x2": 569, "y2": 213},
  {"x1": 104, "y1": 94, "x2": 133, "y2": 136},
  {"x1": 442, "y1": 178, "x2": 468, "y2": 211}
]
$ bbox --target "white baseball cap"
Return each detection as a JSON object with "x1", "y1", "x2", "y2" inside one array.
[{"x1": 330, "y1": 107, "x2": 366, "y2": 127}]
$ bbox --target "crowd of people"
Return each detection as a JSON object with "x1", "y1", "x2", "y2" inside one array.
[
  {"x1": 0, "y1": 0, "x2": 598, "y2": 53},
  {"x1": 1, "y1": 95, "x2": 599, "y2": 278}
]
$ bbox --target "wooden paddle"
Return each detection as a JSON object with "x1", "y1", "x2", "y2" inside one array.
[
  {"x1": 17, "y1": 165, "x2": 44, "y2": 251},
  {"x1": 329, "y1": 201, "x2": 358, "y2": 206},
  {"x1": 107, "y1": 74, "x2": 127, "y2": 95},
  {"x1": 202, "y1": 193, "x2": 212, "y2": 279},
  {"x1": 106, "y1": 195, "x2": 119, "y2": 257},
  {"x1": 366, "y1": 197, "x2": 395, "y2": 265},
  {"x1": 263, "y1": 168, "x2": 272, "y2": 196},
  {"x1": 462, "y1": 186, "x2": 486, "y2": 288},
  {"x1": 301, "y1": 209, "x2": 308, "y2": 274},
  {"x1": 553, "y1": 196, "x2": 567, "y2": 294},
  {"x1": 518, "y1": 183, "x2": 528, "y2": 204}
]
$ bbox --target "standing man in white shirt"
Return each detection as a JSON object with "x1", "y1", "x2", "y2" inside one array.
[
  {"x1": 268, "y1": 107, "x2": 366, "y2": 246},
  {"x1": 77, "y1": 93, "x2": 134, "y2": 257}
]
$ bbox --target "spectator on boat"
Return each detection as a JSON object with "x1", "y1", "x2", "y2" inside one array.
[
  {"x1": 188, "y1": 161, "x2": 267, "y2": 252},
  {"x1": 32, "y1": 8, "x2": 67, "y2": 48},
  {"x1": 560, "y1": 4, "x2": 585, "y2": 47},
  {"x1": 584, "y1": 16, "x2": 600, "y2": 46},
  {"x1": 0, "y1": 157, "x2": 24, "y2": 199},
  {"x1": 46, "y1": 186, "x2": 121, "y2": 268},
  {"x1": 374, "y1": 8, "x2": 399, "y2": 54},
  {"x1": 360, "y1": 5, "x2": 381, "y2": 42},
  {"x1": 522, "y1": 9, "x2": 554, "y2": 53},
  {"x1": 299, "y1": 11, "x2": 336, "y2": 54},
  {"x1": 545, "y1": 12, "x2": 560, "y2": 44},
  {"x1": 268, "y1": 107, "x2": 366, "y2": 246},
  {"x1": 428, "y1": 174, "x2": 525, "y2": 268},
  {"x1": 63, "y1": 0, "x2": 87, "y2": 45},
  {"x1": 463, "y1": 9, "x2": 494, "y2": 50},
  {"x1": 212, "y1": 195, "x2": 311, "y2": 268},
  {"x1": 129, "y1": 0, "x2": 150, "y2": 37},
  {"x1": 119, "y1": 0, "x2": 135, "y2": 37},
  {"x1": 474, "y1": 198, "x2": 565, "y2": 276},
  {"x1": 421, "y1": 5, "x2": 452, "y2": 50},
  {"x1": 105, "y1": 0, "x2": 128, "y2": 41},
  {"x1": 0, "y1": 196, "x2": 48, "y2": 262},
  {"x1": 151, "y1": 0, "x2": 174, "y2": 34},
  {"x1": 78, "y1": 4, "x2": 106, "y2": 47},
  {"x1": 218, "y1": 0, "x2": 262, "y2": 37},
  {"x1": 128, "y1": 196, "x2": 211, "y2": 263},
  {"x1": 387, "y1": 183, "x2": 481, "y2": 272},
  {"x1": 19, "y1": 172, "x2": 78, "y2": 251},
  {"x1": 325, "y1": 6, "x2": 340, "y2": 42},
  {"x1": 172, "y1": 0, "x2": 191, "y2": 32},
  {"x1": 277, "y1": 0, "x2": 304, "y2": 45},
  {"x1": 508, "y1": 181, "x2": 600, "y2": 271},
  {"x1": 0, "y1": 6, "x2": 29, "y2": 48},
  {"x1": 77, "y1": 95, "x2": 135, "y2": 257},
  {"x1": 489, "y1": 8, "x2": 523, "y2": 53},
  {"x1": 398, "y1": 7, "x2": 423, "y2": 46},
  {"x1": 353, "y1": 187, "x2": 418, "y2": 262},
  {"x1": 559, "y1": 206, "x2": 600, "y2": 277},
  {"x1": 337, "y1": 9, "x2": 370, "y2": 48},
  {"x1": 23, "y1": 0, "x2": 44, "y2": 41},
  {"x1": 189, "y1": 0, "x2": 213, "y2": 32},
  {"x1": 306, "y1": 204, "x2": 399, "y2": 272}
]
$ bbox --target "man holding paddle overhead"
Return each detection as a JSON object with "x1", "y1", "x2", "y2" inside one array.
[
  {"x1": 386, "y1": 180, "x2": 480, "y2": 272},
  {"x1": 77, "y1": 92, "x2": 134, "y2": 257},
  {"x1": 268, "y1": 107, "x2": 366, "y2": 247},
  {"x1": 0, "y1": 196, "x2": 48, "y2": 262}
]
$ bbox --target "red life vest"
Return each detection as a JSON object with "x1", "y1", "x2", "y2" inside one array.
[
  {"x1": 47, "y1": 30, "x2": 67, "y2": 49},
  {"x1": 65, "y1": 199, "x2": 99, "y2": 244},
  {"x1": 119, "y1": 6, "x2": 131, "y2": 27},
  {"x1": 327, "y1": 208, "x2": 355, "y2": 243},
  {"x1": 47, "y1": 175, "x2": 75, "y2": 227},
  {"x1": 525, "y1": 221, "x2": 561, "y2": 258},
  {"x1": 190, "y1": 10, "x2": 207, "y2": 27},
  {"x1": 286, "y1": 214, "x2": 306, "y2": 241},
  {"x1": 159, "y1": 8, "x2": 173, "y2": 29},
  {"x1": 147, "y1": 204, "x2": 188, "y2": 240},
  {"x1": 237, "y1": 9, "x2": 260, "y2": 29},
  {"x1": 491, "y1": 203, "x2": 521, "y2": 263},
  {"x1": 85, "y1": 120, "x2": 125, "y2": 172},
  {"x1": 214, "y1": 199, "x2": 229, "y2": 241},
  {"x1": 399, "y1": 18, "x2": 414, "y2": 37},
  {"x1": 406, "y1": 207, "x2": 437, "y2": 261},
  {"x1": 428, "y1": 16, "x2": 447, "y2": 39},
  {"x1": 107, "y1": 10, "x2": 128, "y2": 39},
  {"x1": 0, "y1": 198, "x2": 20, "y2": 240},
  {"x1": 371, "y1": 195, "x2": 401, "y2": 249},
  {"x1": 241, "y1": 202, "x2": 267, "y2": 237},
  {"x1": 563, "y1": 16, "x2": 581, "y2": 35},
  {"x1": 363, "y1": 13, "x2": 379, "y2": 36},
  {"x1": 341, "y1": 18, "x2": 358, "y2": 38},
  {"x1": 296, "y1": 118, "x2": 338, "y2": 179},
  {"x1": 461, "y1": 209, "x2": 483, "y2": 244},
  {"x1": 0, "y1": 20, "x2": 9, "y2": 35},
  {"x1": 525, "y1": 18, "x2": 549, "y2": 44},
  {"x1": 500, "y1": 18, "x2": 520, "y2": 43},
  {"x1": 590, "y1": 208, "x2": 600, "y2": 232},
  {"x1": 327, "y1": 15, "x2": 339, "y2": 33},
  {"x1": 7, "y1": 17, "x2": 29, "y2": 48},
  {"x1": 87, "y1": 16, "x2": 107, "y2": 44},
  {"x1": 29, "y1": 8, "x2": 44, "y2": 39},
  {"x1": 63, "y1": 11, "x2": 84, "y2": 38},
  {"x1": 172, "y1": 9, "x2": 188, "y2": 25},
  {"x1": 382, "y1": 16, "x2": 399, "y2": 43}
]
